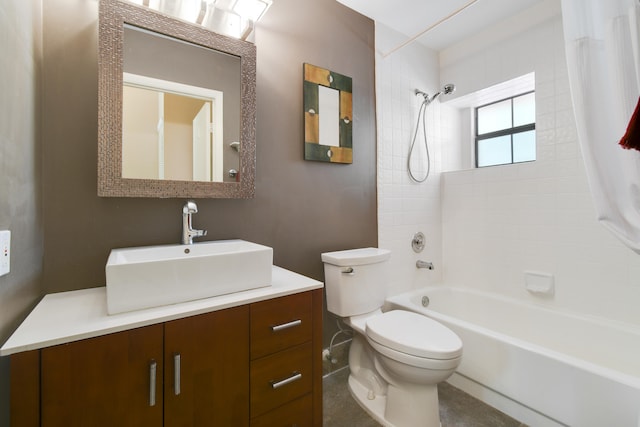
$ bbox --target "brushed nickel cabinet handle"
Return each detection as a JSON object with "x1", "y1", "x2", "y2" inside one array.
[
  {"x1": 149, "y1": 360, "x2": 157, "y2": 407},
  {"x1": 174, "y1": 353, "x2": 181, "y2": 396},
  {"x1": 271, "y1": 319, "x2": 302, "y2": 332},
  {"x1": 270, "y1": 372, "x2": 302, "y2": 389}
]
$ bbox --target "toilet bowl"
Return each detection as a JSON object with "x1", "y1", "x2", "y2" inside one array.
[
  {"x1": 347, "y1": 309, "x2": 462, "y2": 427},
  {"x1": 321, "y1": 248, "x2": 463, "y2": 427}
]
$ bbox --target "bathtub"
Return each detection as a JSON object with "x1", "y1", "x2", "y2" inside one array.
[{"x1": 385, "y1": 286, "x2": 640, "y2": 427}]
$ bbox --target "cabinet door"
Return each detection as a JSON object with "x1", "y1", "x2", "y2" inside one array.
[
  {"x1": 164, "y1": 305, "x2": 250, "y2": 427},
  {"x1": 10, "y1": 350, "x2": 40, "y2": 427},
  {"x1": 41, "y1": 324, "x2": 164, "y2": 427}
]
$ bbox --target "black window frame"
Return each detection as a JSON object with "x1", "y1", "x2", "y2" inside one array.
[{"x1": 475, "y1": 91, "x2": 536, "y2": 168}]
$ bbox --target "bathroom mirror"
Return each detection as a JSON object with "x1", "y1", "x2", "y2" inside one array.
[
  {"x1": 98, "y1": 0, "x2": 256, "y2": 198},
  {"x1": 303, "y1": 63, "x2": 353, "y2": 163}
]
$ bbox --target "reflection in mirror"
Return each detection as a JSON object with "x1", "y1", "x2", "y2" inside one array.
[
  {"x1": 98, "y1": 0, "x2": 256, "y2": 198},
  {"x1": 122, "y1": 24, "x2": 238, "y2": 183},
  {"x1": 122, "y1": 73, "x2": 225, "y2": 182}
]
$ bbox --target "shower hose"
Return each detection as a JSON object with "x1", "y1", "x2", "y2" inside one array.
[{"x1": 408, "y1": 98, "x2": 430, "y2": 183}]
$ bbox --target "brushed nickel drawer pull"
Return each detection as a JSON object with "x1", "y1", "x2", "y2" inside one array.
[
  {"x1": 149, "y1": 360, "x2": 157, "y2": 407},
  {"x1": 174, "y1": 353, "x2": 181, "y2": 396},
  {"x1": 270, "y1": 372, "x2": 302, "y2": 389},
  {"x1": 271, "y1": 319, "x2": 302, "y2": 332}
]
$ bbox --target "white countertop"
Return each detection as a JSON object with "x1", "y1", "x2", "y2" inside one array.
[{"x1": 1, "y1": 266, "x2": 323, "y2": 356}]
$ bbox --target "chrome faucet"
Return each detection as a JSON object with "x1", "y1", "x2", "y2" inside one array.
[
  {"x1": 416, "y1": 260, "x2": 434, "y2": 270},
  {"x1": 181, "y1": 201, "x2": 207, "y2": 245}
]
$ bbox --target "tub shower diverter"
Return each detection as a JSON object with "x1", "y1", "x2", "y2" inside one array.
[{"x1": 106, "y1": 239, "x2": 273, "y2": 314}]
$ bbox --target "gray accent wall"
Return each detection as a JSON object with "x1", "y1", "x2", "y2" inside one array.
[
  {"x1": 40, "y1": 0, "x2": 376, "y2": 336},
  {"x1": 40, "y1": 0, "x2": 376, "y2": 294},
  {"x1": 0, "y1": 0, "x2": 375, "y2": 423},
  {"x1": 0, "y1": 1, "x2": 44, "y2": 426}
]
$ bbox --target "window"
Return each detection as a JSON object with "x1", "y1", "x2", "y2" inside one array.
[{"x1": 475, "y1": 91, "x2": 535, "y2": 167}]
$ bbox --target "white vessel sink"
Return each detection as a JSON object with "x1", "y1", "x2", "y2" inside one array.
[{"x1": 106, "y1": 239, "x2": 273, "y2": 314}]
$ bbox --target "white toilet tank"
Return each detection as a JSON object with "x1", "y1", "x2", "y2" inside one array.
[{"x1": 321, "y1": 248, "x2": 391, "y2": 317}]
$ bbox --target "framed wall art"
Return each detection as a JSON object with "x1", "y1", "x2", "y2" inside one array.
[{"x1": 303, "y1": 63, "x2": 352, "y2": 163}]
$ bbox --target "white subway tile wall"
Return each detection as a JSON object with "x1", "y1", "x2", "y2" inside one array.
[
  {"x1": 377, "y1": 12, "x2": 640, "y2": 325},
  {"x1": 376, "y1": 23, "x2": 446, "y2": 297}
]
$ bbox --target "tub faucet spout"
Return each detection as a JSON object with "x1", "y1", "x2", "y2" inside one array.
[
  {"x1": 416, "y1": 260, "x2": 434, "y2": 270},
  {"x1": 182, "y1": 201, "x2": 207, "y2": 245}
]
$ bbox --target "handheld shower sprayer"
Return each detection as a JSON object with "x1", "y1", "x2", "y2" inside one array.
[
  {"x1": 409, "y1": 83, "x2": 457, "y2": 183},
  {"x1": 415, "y1": 89, "x2": 428, "y2": 99}
]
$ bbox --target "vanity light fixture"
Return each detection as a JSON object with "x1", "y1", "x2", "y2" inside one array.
[
  {"x1": 232, "y1": 0, "x2": 272, "y2": 23},
  {"x1": 162, "y1": 0, "x2": 207, "y2": 24},
  {"x1": 124, "y1": 0, "x2": 269, "y2": 40},
  {"x1": 211, "y1": 0, "x2": 272, "y2": 40},
  {"x1": 196, "y1": 0, "x2": 217, "y2": 24},
  {"x1": 205, "y1": 7, "x2": 251, "y2": 40},
  {"x1": 126, "y1": 0, "x2": 216, "y2": 24},
  {"x1": 126, "y1": 0, "x2": 159, "y2": 8}
]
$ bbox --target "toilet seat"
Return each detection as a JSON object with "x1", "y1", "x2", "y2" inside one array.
[
  {"x1": 365, "y1": 310, "x2": 462, "y2": 361},
  {"x1": 367, "y1": 338, "x2": 461, "y2": 370}
]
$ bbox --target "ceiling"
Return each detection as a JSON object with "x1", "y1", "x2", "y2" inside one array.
[{"x1": 336, "y1": 0, "x2": 547, "y2": 52}]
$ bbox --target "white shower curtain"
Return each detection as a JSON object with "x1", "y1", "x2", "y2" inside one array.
[{"x1": 561, "y1": 0, "x2": 640, "y2": 254}]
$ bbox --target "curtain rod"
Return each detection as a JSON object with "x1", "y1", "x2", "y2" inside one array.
[{"x1": 381, "y1": 0, "x2": 480, "y2": 58}]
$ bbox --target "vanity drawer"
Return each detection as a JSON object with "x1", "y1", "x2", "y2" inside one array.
[
  {"x1": 250, "y1": 342, "x2": 313, "y2": 417},
  {"x1": 250, "y1": 394, "x2": 312, "y2": 427},
  {"x1": 251, "y1": 292, "x2": 312, "y2": 359}
]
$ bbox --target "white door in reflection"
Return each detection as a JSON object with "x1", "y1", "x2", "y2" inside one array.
[
  {"x1": 192, "y1": 102, "x2": 211, "y2": 181},
  {"x1": 122, "y1": 73, "x2": 224, "y2": 182}
]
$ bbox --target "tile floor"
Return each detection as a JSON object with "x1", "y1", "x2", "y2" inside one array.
[{"x1": 323, "y1": 368, "x2": 527, "y2": 427}]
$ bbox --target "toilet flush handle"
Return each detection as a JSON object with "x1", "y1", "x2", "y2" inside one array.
[{"x1": 342, "y1": 267, "x2": 355, "y2": 275}]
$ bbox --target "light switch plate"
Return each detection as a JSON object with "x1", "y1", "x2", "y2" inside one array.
[{"x1": 0, "y1": 230, "x2": 10, "y2": 277}]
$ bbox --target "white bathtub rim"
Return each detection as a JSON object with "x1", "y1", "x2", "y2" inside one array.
[
  {"x1": 397, "y1": 284, "x2": 640, "y2": 335},
  {"x1": 385, "y1": 286, "x2": 640, "y2": 391},
  {"x1": 387, "y1": 284, "x2": 640, "y2": 347}
]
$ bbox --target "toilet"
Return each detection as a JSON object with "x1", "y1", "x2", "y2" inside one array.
[{"x1": 321, "y1": 248, "x2": 462, "y2": 427}]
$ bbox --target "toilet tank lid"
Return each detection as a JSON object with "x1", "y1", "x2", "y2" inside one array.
[{"x1": 321, "y1": 247, "x2": 391, "y2": 266}]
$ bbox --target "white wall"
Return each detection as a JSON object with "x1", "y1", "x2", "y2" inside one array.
[
  {"x1": 376, "y1": 24, "x2": 458, "y2": 297},
  {"x1": 376, "y1": 0, "x2": 640, "y2": 326},
  {"x1": 439, "y1": 3, "x2": 640, "y2": 325}
]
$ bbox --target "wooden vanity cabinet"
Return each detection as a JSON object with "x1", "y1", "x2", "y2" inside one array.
[
  {"x1": 16, "y1": 307, "x2": 249, "y2": 427},
  {"x1": 9, "y1": 289, "x2": 322, "y2": 427},
  {"x1": 39, "y1": 324, "x2": 165, "y2": 427}
]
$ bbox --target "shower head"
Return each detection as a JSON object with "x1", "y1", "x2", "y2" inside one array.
[
  {"x1": 415, "y1": 84, "x2": 456, "y2": 104},
  {"x1": 443, "y1": 83, "x2": 456, "y2": 95},
  {"x1": 432, "y1": 83, "x2": 456, "y2": 100}
]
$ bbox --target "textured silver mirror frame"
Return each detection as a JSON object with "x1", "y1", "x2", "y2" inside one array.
[{"x1": 98, "y1": 0, "x2": 256, "y2": 198}]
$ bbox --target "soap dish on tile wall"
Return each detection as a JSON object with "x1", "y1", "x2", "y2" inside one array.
[{"x1": 524, "y1": 271, "x2": 555, "y2": 296}]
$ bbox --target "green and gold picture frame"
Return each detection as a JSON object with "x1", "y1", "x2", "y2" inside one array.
[{"x1": 303, "y1": 63, "x2": 352, "y2": 163}]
